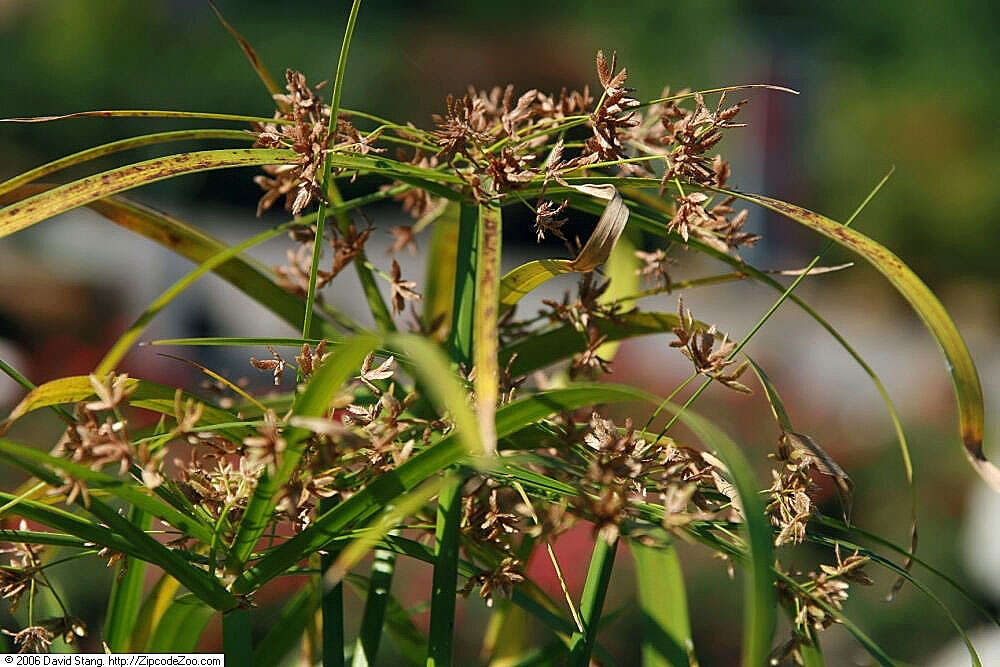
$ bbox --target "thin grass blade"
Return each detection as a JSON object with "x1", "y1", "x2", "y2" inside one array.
[
  {"x1": 421, "y1": 202, "x2": 461, "y2": 336},
  {"x1": 208, "y1": 1, "x2": 285, "y2": 105},
  {"x1": 427, "y1": 474, "x2": 463, "y2": 667},
  {"x1": 654, "y1": 402, "x2": 776, "y2": 666},
  {"x1": 2, "y1": 375, "x2": 245, "y2": 439},
  {"x1": 0, "y1": 438, "x2": 215, "y2": 543},
  {"x1": 0, "y1": 129, "x2": 254, "y2": 198}
]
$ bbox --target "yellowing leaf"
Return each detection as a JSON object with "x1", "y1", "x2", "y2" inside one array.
[
  {"x1": 499, "y1": 184, "x2": 629, "y2": 310},
  {"x1": 0, "y1": 148, "x2": 295, "y2": 238}
]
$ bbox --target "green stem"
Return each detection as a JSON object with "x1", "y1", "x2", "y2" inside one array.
[
  {"x1": 103, "y1": 508, "x2": 151, "y2": 652},
  {"x1": 301, "y1": 0, "x2": 364, "y2": 340},
  {"x1": 322, "y1": 543, "x2": 346, "y2": 667},
  {"x1": 426, "y1": 476, "x2": 463, "y2": 667},
  {"x1": 643, "y1": 371, "x2": 697, "y2": 434},
  {"x1": 447, "y1": 204, "x2": 480, "y2": 367},
  {"x1": 222, "y1": 608, "x2": 254, "y2": 666},
  {"x1": 351, "y1": 539, "x2": 398, "y2": 666},
  {"x1": 567, "y1": 537, "x2": 618, "y2": 666},
  {"x1": 303, "y1": 4, "x2": 363, "y2": 661}
]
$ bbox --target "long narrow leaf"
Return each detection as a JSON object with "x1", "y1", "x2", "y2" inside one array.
[
  {"x1": 617, "y1": 195, "x2": 914, "y2": 480},
  {"x1": 502, "y1": 311, "x2": 680, "y2": 377},
  {"x1": 222, "y1": 608, "x2": 254, "y2": 666},
  {"x1": 0, "y1": 491, "x2": 140, "y2": 558},
  {"x1": 254, "y1": 582, "x2": 318, "y2": 667},
  {"x1": 447, "y1": 203, "x2": 479, "y2": 366},
  {"x1": 427, "y1": 475, "x2": 464, "y2": 667},
  {"x1": 345, "y1": 574, "x2": 425, "y2": 667},
  {"x1": 656, "y1": 402, "x2": 776, "y2": 666},
  {"x1": 775, "y1": 571, "x2": 895, "y2": 666},
  {"x1": 131, "y1": 573, "x2": 181, "y2": 651},
  {"x1": 87, "y1": 193, "x2": 353, "y2": 335},
  {"x1": 632, "y1": 541, "x2": 695, "y2": 667},
  {"x1": 608, "y1": 181, "x2": 990, "y2": 487},
  {"x1": 422, "y1": 202, "x2": 461, "y2": 335},
  {"x1": 498, "y1": 184, "x2": 629, "y2": 310},
  {"x1": 812, "y1": 535, "x2": 980, "y2": 666},
  {"x1": 104, "y1": 508, "x2": 152, "y2": 651},
  {"x1": 350, "y1": 542, "x2": 399, "y2": 667},
  {"x1": 0, "y1": 148, "x2": 296, "y2": 237},
  {"x1": 208, "y1": 0, "x2": 285, "y2": 104},
  {"x1": 149, "y1": 594, "x2": 216, "y2": 653},
  {"x1": 94, "y1": 221, "x2": 295, "y2": 375},
  {"x1": 816, "y1": 514, "x2": 999, "y2": 627},
  {"x1": 2, "y1": 375, "x2": 245, "y2": 439},
  {"x1": 1, "y1": 188, "x2": 359, "y2": 336},
  {"x1": 596, "y1": 227, "x2": 640, "y2": 361},
  {"x1": 1, "y1": 453, "x2": 234, "y2": 611},
  {"x1": 727, "y1": 188, "x2": 992, "y2": 485},
  {"x1": 1, "y1": 109, "x2": 294, "y2": 125},
  {"x1": 324, "y1": 477, "x2": 443, "y2": 587},
  {"x1": 0, "y1": 130, "x2": 253, "y2": 198},
  {"x1": 329, "y1": 181, "x2": 395, "y2": 333}
]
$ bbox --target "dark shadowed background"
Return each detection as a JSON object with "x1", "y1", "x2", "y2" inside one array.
[{"x1": 1, "y1": 1, "x2": 998, "y2": 664}]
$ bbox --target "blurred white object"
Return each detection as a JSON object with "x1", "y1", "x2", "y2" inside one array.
[
  {"x1": 927, "y1": 626, "x2": 1000, "y2": 666},
  {"x1": 926, "y1": 481, "x2": 1000, "y2": 665}
]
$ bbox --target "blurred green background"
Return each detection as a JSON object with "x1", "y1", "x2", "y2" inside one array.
[
  {"x1": 1, "y1": 1, "x2": 998, "y2": 664},
  {"x1": 2, "y1": 0, "x2": 998, "y2": 284}
]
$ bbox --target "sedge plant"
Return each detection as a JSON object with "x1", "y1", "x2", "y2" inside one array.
[{"x1": 0, "y1": 3, "x2": 995, "y2": 665}]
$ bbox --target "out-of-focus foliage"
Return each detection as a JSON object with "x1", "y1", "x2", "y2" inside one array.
[{"x1": 1, "y1": 0, "x2": 997, "y2": 282}]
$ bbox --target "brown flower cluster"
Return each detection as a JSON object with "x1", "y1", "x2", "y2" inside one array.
[
  {"x1": 2, "y1": 529, "x2": 87, "y2": 653},
  {"x1": 670, "y1": 298, "x2": 751, "y2": 393},
  {"x1": 273, "y1": 217, "x2": 374, "y2": 298},
  {"x1": 635, "y1": 248, "x2": 673, "y2": 288},
  {"x1": 766, "y1": 447, "x2": 818, "y2": 547},
  {"x1": 563, "y1": 413, "x2": 732, "y2": 543},
  {"x1": 648, "y1": 91, "x2": 746, "y2": 188},
  {"x1": 0, "y1": 527, "x2": 42, "y2": 613},
  {"x1": 461, "y1": 556, "x2": 525, "y2": 608},
  {"x1": 254, "y1": 69, "x2": 380, "y2": 217},
  {"x1": 667, "y1": 192, "x2": 759, "y2": 254},
  {"x1": 537, "y1": 274, "x2": 628, "y2": 379},
  {"x1": 588, "y1": 50, "x2": 640, "y2": 163},
  {"x1": 51, "y1": 374, "x2": 160, "y2": 504},
  {"x1": 781, "y1": 548, "x2": 873, "y2": 635},
  {"x1": 462, "y1": 484, "x2": 521, "y2": 552}
]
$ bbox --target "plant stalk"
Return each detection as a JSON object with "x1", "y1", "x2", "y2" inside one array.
[
  {"x1": 567, "y1": 537, "x2": 618, "y2": 666},
  {"x1": 222, "y1": 607, "x2": 254, "y2": 666},
  {"x1": 426, "y1": 476, "x2": 463, "y2": 667},
  {"x1": 302, "y1": 0, "x2": 363, "y2": 339}
]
